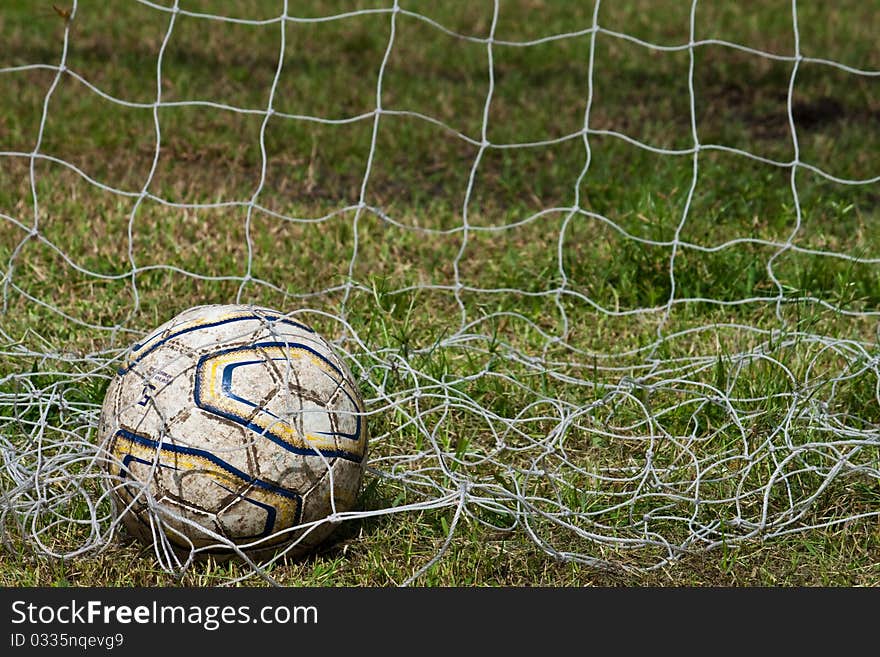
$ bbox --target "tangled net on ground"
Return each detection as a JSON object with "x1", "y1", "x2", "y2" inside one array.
[{"x1": 1, "y1": 1, "x2": 878, "y2": 584}]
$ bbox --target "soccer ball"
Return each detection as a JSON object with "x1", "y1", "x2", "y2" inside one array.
[{"x1": 98, "y1": 304, "x2": 368, "y2": 560}]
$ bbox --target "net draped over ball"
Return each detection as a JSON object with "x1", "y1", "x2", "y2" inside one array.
[{"x1": 98, "y1": 304, "x2": 368, "y2": 560}]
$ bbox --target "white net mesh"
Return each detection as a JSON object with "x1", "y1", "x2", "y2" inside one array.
[{"x1": 1, "y1": 0, "x2": 879, "y2": 584}]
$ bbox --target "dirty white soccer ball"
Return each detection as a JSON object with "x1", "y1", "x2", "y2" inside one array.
[{"x1": 98, "y1": 304, "x2": 368, "y2": 560}]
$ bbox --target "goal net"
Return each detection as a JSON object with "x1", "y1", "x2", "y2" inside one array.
[{"x1": 1, "y1": 0, "x2": 878, "y2": 584}]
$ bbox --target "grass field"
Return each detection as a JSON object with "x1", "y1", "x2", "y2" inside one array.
[{"x1": 1, "y1": 1, "x2": 878, "y2": 586}]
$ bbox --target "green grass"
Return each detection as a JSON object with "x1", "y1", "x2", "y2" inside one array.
[{"x1": 0, "y1": 1, "x2": 878, "y2": 586}]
